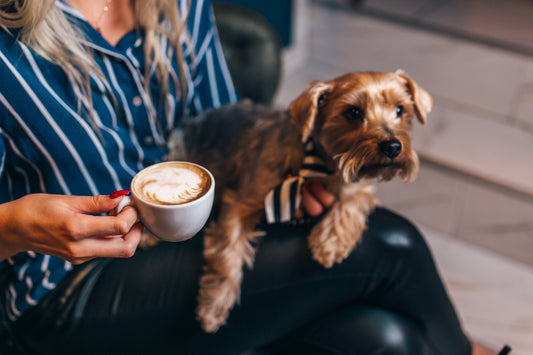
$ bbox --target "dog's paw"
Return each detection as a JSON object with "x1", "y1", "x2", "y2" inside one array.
[
  {"x1": 196, "y1": 273, "x2": 241, "y2": 333},
  {"x1": 308, "y1": 223, "x2": 355, "y2": 268},
  {"x1": 307, "y1": 190, "x2": 375, "y2": 268},
  {"x1": 197, "y1": 302, "x2": 230, "y2": 333}
]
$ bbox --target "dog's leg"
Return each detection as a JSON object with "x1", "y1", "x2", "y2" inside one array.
[
  {"x1": 197, "y1": 191, "x2": 264, "y2": 333},
  {"x1": 308, "y1": 181, "x2": 378, "y2": 268}
]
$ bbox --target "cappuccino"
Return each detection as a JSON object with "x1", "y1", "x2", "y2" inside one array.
[{"x1": 133, "y1": 162, "x2": 211, "y2": 205}]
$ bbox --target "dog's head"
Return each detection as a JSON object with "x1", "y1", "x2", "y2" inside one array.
[{"x1": 289, "y1": 71, "x2": 432, "y2": 183}]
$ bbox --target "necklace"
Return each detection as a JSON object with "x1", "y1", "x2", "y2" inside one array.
[{"x1": 94, "y1": 0, "x2": 112, "y2": 33}]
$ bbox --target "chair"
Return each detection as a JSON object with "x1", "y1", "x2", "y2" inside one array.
[{"x1": 213, "y1": 2, "x2": 283, "y2": 105}]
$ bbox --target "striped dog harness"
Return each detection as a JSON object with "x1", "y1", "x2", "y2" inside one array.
[{"x1": 264, "y1": 139, "x2": 333, "y2": 224}]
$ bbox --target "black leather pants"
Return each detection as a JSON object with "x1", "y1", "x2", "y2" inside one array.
[{"x1": 4, "y1": 207, "x2": 471, "y2": 355}]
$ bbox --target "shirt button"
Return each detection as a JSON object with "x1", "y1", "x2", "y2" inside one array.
[
  {"x1": 144, "y1": 136, "x2": 154, "y2": 145},
  {"x1": 133, "y1": 96, "x2": 142, "y2": 106}
]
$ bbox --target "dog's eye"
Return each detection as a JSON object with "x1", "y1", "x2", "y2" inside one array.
[
  {"x1": 345, "y1": 107, "x2": 364, "y2": 122},
  {"x1": 396, "y1": 105, "x2": 404, "y2": 118},
  {"x1": 318, "y1": 94, "x2": 328, "y2": 107}
]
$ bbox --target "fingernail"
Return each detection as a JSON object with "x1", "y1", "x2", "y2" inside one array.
[{"x1": 110, "y1": 190, "x2": 130, "y2": 199}]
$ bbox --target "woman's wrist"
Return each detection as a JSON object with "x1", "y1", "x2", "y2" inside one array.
[{"x1": 0, "y1": 199, "x2": 25, "y2": 261}]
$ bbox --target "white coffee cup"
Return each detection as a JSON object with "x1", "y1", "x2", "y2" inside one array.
[{"x1": 116, "y1": 161, "x2": 215, "y2": 242}]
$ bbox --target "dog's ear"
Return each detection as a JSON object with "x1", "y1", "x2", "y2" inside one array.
[
  {"x1": 395, "y1": 71, "x2": 433, "y2": 125},
  {"x1": 289, "y1": 81, "x2": 334, "y2": 142}
]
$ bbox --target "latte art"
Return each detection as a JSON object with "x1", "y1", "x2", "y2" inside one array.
[
  {"x1": 133, "y1": 162, "x2": 211, "y2": 205},
  {"x1": 141, "y1": 169, "x2": 203, "y2": 204}
]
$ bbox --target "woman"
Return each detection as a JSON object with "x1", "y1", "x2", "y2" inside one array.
[{"x1": 0, "y1": 0, "x2": 496, "y2": 354}]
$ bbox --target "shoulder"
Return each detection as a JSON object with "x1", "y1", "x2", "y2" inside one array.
[
  {"x1": 0, "y1": 27, "x2": 22, "y2": 71},
  {"x1": 180, "y1": 0, "x2": 212, "y2": 18},
  {"x1": 0, "y1": 30, "x2": 19, "y2": 101},
  {"x1": 183, "y1": 0, "x2": 214, "y2": 38},
  {"x1": 0, "y1": 29, "x2": 32, "y2": 97},
  {"x1": 0, "y1": 25, "x2": 19, "y2": 48}
]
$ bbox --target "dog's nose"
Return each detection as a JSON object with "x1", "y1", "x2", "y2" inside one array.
[{"x1": 379, "y1": 139, "x2": 402, "y2": 159}]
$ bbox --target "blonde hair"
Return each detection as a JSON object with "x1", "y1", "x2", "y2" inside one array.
[{"x1": 0, "y1": 0, "x2": 191, "y2": 133}]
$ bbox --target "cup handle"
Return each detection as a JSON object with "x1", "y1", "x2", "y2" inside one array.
[{"x1": 115, "y1": 195, "x2": 134, "y2": 215}]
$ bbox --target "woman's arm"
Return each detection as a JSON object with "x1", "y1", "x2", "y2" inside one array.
[{"x1": 0, "y1": 193, "x2": 142, "y2": 264}]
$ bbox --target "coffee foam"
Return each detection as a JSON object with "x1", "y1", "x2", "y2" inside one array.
[{"x1": 134, "y1": 163, "x2": 211, "y2": 205}]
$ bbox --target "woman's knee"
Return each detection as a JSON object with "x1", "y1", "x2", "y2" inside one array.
[
  {"x1": 363, "y1": 207, "x2": 430, "y2": 258},
  {"x1": 367, "y1": 310, "x2": 431, "y2": 355},
  {"x1": 267, "y1": 306, "x2": 432, "y2": 355},
  {"x1": 339, "y1": 307, "x2": 431, "y2": 355}
]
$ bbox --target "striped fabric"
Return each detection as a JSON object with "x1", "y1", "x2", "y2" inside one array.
[
  {"x1": 0, "y1": 0, "x2": 237, "y2": 321},
  {"x1": 264, "y1": 139, "x2": 333, "y2": 224}
]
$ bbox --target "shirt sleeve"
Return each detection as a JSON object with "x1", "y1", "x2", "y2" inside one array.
[
  {"x1": 188, "y1": 0, "x2": 239, "y2": 114},
  {"x1": 0, "y1": 129, "x2": 5, "y2": 188},
  {"x1": 0, "y1": 125, "x2": 8, "y2": 269},
  {"x1": 0, "y1": 116, "x2": 10, "y2": 205}
]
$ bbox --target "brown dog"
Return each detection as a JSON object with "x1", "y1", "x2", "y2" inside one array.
[{"x1": 166, "y1": 70, "x2": 433, "y2": 332}]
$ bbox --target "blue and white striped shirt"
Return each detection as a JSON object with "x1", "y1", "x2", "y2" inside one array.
[{"x1": 0, "y1": 0, "x2": 237, "y2": 322}]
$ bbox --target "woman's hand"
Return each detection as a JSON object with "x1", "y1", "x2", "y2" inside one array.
[
  {"x1": 0, "y1": 193, "x2": 142, "y2": 264},
  {"x1": 294, "y1": 180, "x2": 336, "y2": 219}
]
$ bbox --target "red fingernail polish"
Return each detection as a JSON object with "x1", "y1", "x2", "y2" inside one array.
[{"x1": 110, "y1": 190, "x2": 130, "y2": 199}]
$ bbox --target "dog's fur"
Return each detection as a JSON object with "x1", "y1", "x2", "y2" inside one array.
[{"x1": 164, "y1": 71, "x2": 433, "y2": 333}]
